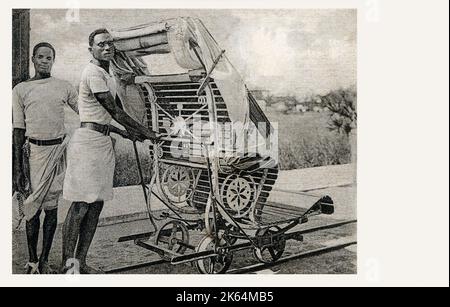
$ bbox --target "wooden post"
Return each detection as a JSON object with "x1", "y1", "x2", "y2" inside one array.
[
  {"x1": 12, "y1": 9, "x2": 30, "y2": 193},
  {"x1": 12, "y1": 9, "x2": 30, "y2": 88}
]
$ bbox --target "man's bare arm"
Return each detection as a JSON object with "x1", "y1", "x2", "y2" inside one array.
[
  {"x1": 13, "y1": 128, "x2": 26, "y2": 192},
  {"x1": 13, "y1": 128, "x2": 25, "y2": 172},
  {"x1": 108, "y1": 124, "x2": 134, "y2": 140},
  {"x1": 66, "y1": 86, "x2": 79, "y2": 114},
  {"x1": 94, "y1": 92, "x2": 156, "y2": 140}
]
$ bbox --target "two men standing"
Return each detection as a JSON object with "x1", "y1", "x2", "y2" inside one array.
[{"x1": 13, "y1": 29, "x2": 156, "y2": 274}]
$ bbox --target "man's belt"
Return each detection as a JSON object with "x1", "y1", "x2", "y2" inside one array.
[
  {"x1": 80, "y1": 122, "x2": 110, "y2": 136},
  {"x1": 28, "y1": 136, "x2": 65, "y2": 146}
]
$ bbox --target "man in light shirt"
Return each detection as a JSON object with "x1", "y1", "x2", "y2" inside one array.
[
  {"x1": 12, "y1": 42, "x2": 79, "y2": 274},
  {"x1": 62, "y1": 29, "x2": 157, "y2": 274}
]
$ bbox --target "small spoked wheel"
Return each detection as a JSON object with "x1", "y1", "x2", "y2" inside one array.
[
  {"x1": 161, "y1": 166, "x2": 195, "y2": 204},
  {"x1": 253, "y1": 226, "x2": 286, "y2": 264},
  {"x1": 156, "y1": 221, "x2": 190, "y2": 256},
  {"x1": 221, "y1": 174, "x2": 255, "y2": 218},
  {"x1": 195, "y1": 236, "x2": 233, "y2": 274}
]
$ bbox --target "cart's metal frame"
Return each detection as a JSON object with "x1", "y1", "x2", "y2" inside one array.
[{"x1": 116, "y1": 38, "x2": 335, "y2": 274}]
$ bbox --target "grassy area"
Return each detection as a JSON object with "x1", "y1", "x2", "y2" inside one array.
[
  {"x1": 266, "y1": 110, "x2": 351, "y2": 170},
  {"x1": 64, "y1": 107, "x2": 352, "y2": 187}
]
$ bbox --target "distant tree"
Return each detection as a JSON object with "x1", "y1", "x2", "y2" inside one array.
[
  {"x1": 284, "y1": 95, "x2": 298, "y2": 109},
  {"x1": 322, "y1": 88, "x2": 357, "y2": 137}
]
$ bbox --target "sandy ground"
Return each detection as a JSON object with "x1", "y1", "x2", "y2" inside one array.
[{"x1": 12, "y1": 183, "x2": 356, "y2": 274}]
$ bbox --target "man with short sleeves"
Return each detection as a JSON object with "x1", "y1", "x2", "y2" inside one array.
[
  {"x1": 62, "y1": 29, "x2": 157, "y2": 274},
  {"x1": 12, "y1": 42, "x2": 79, "y2": 274}
]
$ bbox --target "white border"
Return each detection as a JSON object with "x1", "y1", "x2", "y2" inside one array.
[{"x1": 1, "y1": 0, "x2": 449, "y2": 287}]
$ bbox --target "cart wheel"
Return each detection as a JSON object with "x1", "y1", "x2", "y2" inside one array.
[
  {"x1": 221, "y1": 174, "x2": 255, "y2": 218},
  {"x1": 161, "y1": 165, "x2": 195, "y2": 204},
  {"x1": 195, "y1": 236, "x2": 233, "y2": 274},
  {"x1": 253, "y1": 226, "x2": 286, "y2": 264},
  {"x1": 156, "y1": 221, "x2": 190, "y2": 255}
]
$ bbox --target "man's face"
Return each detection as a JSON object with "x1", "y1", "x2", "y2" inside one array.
[
  {"x1": 90, "y1": 33, "x2": 115, "y2": 62},
  {"x1": 32, "y1": 47, "x2": 54, "y2": 75}
]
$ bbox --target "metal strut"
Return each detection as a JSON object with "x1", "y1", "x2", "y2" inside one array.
[
  {"x1": 188, "y1": 38, "x2": 225, "y2": 96},
  {"x1": 197, "y1": 50, "x2": 226, "y2": 96},
  {"x1": 132, "y1": 141, "x2": 158, "y2": 233}
]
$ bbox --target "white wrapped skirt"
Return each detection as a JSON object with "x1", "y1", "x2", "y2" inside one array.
[{"x1": 63, "y1": 128, "x2": 115, "y2": 203}]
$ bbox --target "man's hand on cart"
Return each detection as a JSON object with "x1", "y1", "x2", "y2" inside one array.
[
  {"x1": 109, "y1": 124, "x2": 160, "y2": 142},
  {"x1": 124, "y1": 127, "x2": 160, "y2": 142},
  {"x1": 142, "y1": 128, "x2": 159, "y2": 141},
  {"x1": 128, "y1": 126, "x2": 160, "y2": 142}
]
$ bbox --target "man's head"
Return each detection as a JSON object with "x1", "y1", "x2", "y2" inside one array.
[
  {"x1": 88, "y1": 28, "x2": 115, "y2": 62},
  {"x1": 32, "y1": 42, "x2": 56, "y2": 76}
]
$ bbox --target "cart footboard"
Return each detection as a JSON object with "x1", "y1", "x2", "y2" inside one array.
[{"x1": 254, "y1": 194, "x2": 334, "y2": 226}]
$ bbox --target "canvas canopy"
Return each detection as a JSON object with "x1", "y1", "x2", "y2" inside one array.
[
  {"x1": 108, "y1": 17, "x2": 276, "y2": 167},
  {"x1": 108, "y1": 17, "x2": 250, "y2": 129}
]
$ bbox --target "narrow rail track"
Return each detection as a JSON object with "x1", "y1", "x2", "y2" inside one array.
[
  {"x1": 228, "y1": 240, "x2": 356, "y2": 274},
  {"x1": 104, "y1": 219, "x2": 357, "y2": 274}
]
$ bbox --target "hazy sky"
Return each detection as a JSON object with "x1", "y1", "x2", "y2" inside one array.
[{"x1": 30, "y1": 9, "x2": 356, "y2": 97}]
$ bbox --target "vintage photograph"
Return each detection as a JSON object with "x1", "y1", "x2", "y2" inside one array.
[{"x1": 12, "y1": 9, "x2": 357, "y2": 274}]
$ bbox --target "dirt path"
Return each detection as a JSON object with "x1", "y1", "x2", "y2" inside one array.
[{"x1": 12, "y1": 185, "x2": 356, "y2": 274}]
